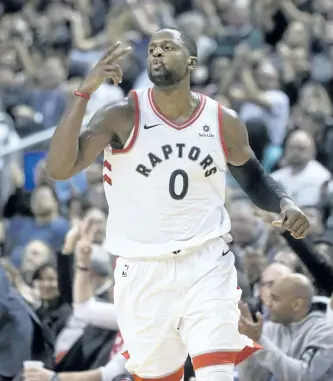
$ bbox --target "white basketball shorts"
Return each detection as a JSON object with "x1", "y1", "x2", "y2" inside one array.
[{"x1": 114, "y1": 237, "x2": 261, "y2": 381}]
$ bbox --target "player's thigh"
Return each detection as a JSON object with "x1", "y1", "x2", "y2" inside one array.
[
  {"x1": 179, "y1": 254, "x2": 258, "y2": 370},
  {"x1": 180, "y1": 254, "x2": 241, "y2": 352},
  {"x1": 122, "y1": 328, "x2": 187, "y2": 381},
  {"x1": 114, "y1": 257, "x2": 187, "y2": 380}
]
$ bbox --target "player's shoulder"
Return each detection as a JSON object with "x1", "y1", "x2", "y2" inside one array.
[
  {"x1": 216, "y1": 104, "x2": 248, "y2": 147},
  {"x1": 202, "y1": 94, "x2": 240, "y2": 121},
  {"x1": 217, "y1": 104, "x2": 243, "y2": 129},
  {"x1": 220, "y1": 105, "x2": 239, "y2": 120}
]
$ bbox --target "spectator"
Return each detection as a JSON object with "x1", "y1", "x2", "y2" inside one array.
[
  {"x1": 25, "y1": 57, "x2": 67, "y2": 129},
  {"x1": 272, "y1": 130, "x2": 331, "y2": 206},
  {"x1": 23, "y1": 220, "x2": 126, "y2": 381},
  {"x1": 82, "y1": 207, "x2": 107, "y2": 245},
  {"x1": 32, "y1": 262, "x2": 72, "y2": 338},
  {"x1": 273, "y1": 249, "x2": 302, "y2": 272},
  {"x1": 0, "y1": 258, "x2": 55, "y2": 368},
  {"x1": 85, "y1": 186, "x2": 108, "y2": 216},
  {"x1": 7, "y1": 184, "x2": 69, "y2": 258},
  {"x1": 0, "y1": 264, "x2": 33, "y2": 381},
  {"x1": 289, "y1": 83, "x2": 333, "y2": 155},
  {"x1": 229, "y1": 201, "x2": 269, "y2": 255},
  {"x1": 238, "y1": 274, "x2": 333, "y2": 381},
  {"x1": 248, "y1": 262, "x2": 293, "y2": 320},
  {"x1": 72, "y1": 223, "x2": 115, "y2": 327},
  {"x1": 177, "y1": 11, "x2": 217, "y2": 64},
  {"x1": 242, "y1": 249, "x2": 267, "y2": 295},
  {"x1": 20, "y1": 240, "x2": 54, "y2": 282},
  {"x1": 238, "y1": 55, "x2": 290, "y2": 149},
  {"x1": 214, "y1": 0, "x2": 264, "y2": 58},
  {"x1": 23, "y1": 351, "x2": 127, "y2": 381},
  {"x1": 311, "y1": 20, "x2": 333, "y2": 84}
]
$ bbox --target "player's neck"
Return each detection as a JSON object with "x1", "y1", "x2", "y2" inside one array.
[{"x1": 152, "y1": 85, "x2": 195, "y2": 120}]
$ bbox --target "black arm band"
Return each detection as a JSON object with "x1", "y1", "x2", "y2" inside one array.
[{"x1": 228, "y1": 157, "x2": 291, "y2": 213}]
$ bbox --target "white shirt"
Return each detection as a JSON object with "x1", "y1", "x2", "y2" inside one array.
[
  {"x1": 73, "y1": 298, "x2": 125, "y2": 381},
  {"x1": 271, "y1": 160, "x2": 331, "y2": 206},
  {"x1": 73, "y1": 298, "x2": 118, "y2": 330}
]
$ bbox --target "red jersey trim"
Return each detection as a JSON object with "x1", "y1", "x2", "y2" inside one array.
[
  {"x1": 103, "y1": 174, "x2": 112, "y2": 185},
  {"x1": 103, "y1": 160, "x2": 111, "y2": 171},
  {"x1": 103, "y1": 160, "x2": 112, "y2": 186},
  {"x1": 148, "y1": 88, "x2": 206, "y2": 130},
  {"x1": 112, "y1": 90, "x2": 140, "y2": 154},
  {"x1": 218, "y1": 105, "x2": 228, "y2": 158}
]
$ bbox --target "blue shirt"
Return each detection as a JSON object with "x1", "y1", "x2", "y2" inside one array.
[
  {"x1": 8, "y1": 215, "x2": 69, "y2": 256},
  {"x1": 0, "y1": 266, "x2": 33, "y2": 376},
  {"x1": 54, "y1": 172, "x2": 88, "y2": 204}
]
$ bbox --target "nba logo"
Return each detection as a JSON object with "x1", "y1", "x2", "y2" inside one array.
[{"x1": 122, "y1": 264, "x2": 129, "y2": 277}]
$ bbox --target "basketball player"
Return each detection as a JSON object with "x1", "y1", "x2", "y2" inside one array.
[{"x1": 47, "y1": 29, "x2": 309, "y2": 381}]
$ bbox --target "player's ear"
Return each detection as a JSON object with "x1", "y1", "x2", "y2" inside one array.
[{"x1": 187, "y1": 56, "x2": 198, "y2": 71}]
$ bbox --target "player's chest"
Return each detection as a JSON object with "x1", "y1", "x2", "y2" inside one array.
[
  {"x1": 138, "y1": 139, "x2": 218, "y2": 178},
  {"x1": 113, "y1": 129, "x2": 226, "y2": 181}
]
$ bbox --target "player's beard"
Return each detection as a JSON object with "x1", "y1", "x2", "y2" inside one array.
[{"x1": 148, "y1": 65, "x2": 185, "y2": 87}]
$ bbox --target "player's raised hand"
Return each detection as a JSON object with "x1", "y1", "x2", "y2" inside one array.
[
  {"x1": 272, "y1": 203, "x2": 309, "y2": 239},
  {"x1": 78, "y1": 41, "x2": 132, "y2": 93}
]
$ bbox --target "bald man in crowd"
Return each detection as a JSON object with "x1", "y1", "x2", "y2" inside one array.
[
  {"x1": 247, "y1": 262, "x2": 292, "y2": 320},
  {"x1": 272, "y1": 130, "x2": 331, "y2": 206},
  {"x1": 259, "y1": 263, "x2": 293, "y2": 318},
  {"x1": 237, "y1": 274, "x2": 333, "y2": 381}
]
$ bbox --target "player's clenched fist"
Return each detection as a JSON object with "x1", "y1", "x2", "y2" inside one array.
[
  {"x1": 272, "y1": 203, "x2": 309, "y2": 239},
  {"x1": 78, "y1": 41, "x2": 132, "y2": 93}
]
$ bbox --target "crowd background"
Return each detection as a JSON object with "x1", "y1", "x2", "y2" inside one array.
[{"x1": 1, "y1": 0, "x2": 333, "y2": 381}]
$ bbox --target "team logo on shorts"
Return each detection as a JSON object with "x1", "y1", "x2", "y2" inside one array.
[{"x1": 199, "y1": 125, "x2": 214, "y2": 138}]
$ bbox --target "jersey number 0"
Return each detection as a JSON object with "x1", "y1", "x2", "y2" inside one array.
[{"x1": 169, "y1": 169, "x2": 189, "y2": 200}]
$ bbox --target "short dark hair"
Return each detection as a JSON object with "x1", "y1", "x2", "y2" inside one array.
[
  {"x1": 156, "y1": 27, "x2": 198, "y2": 57},
  {"x1": 32, "y1": 261, "x2": 56, "y2": 282}
]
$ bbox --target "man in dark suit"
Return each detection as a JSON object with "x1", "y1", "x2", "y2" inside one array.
[{"x1": 0, "y1": 265, "x2": 33, "y2": 381}]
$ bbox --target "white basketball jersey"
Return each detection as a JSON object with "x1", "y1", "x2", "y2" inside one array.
[{"x1": 103, "y1": 88, "x2": 231, "y2": 258}]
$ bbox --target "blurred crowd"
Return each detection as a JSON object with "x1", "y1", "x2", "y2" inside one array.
[{"x1": 1, "y1": 0, "x2": 333, "y2": 381}]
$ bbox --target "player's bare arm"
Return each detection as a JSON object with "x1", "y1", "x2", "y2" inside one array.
[
  {"x1": 222, "y1": 107, "x2": 310, "y2": 239},
  {"x1": 46, "y1": 42, "x2": 133, "y2": 180}
]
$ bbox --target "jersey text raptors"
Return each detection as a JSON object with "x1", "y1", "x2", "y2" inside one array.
[{"x1": 103, "y1": 89, "x2": 231, "y2": 257}]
